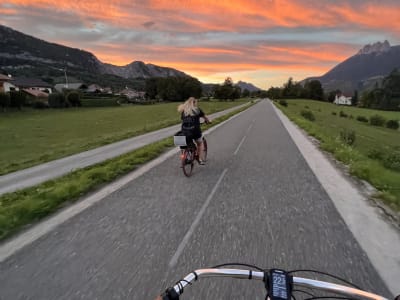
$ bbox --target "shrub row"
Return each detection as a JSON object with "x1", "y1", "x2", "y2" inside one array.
[
  {"x1": 48, "y1": 92, "x2": 81, "y2": 108},
  {"x1": 80, "y1": 98, "x2": 120, "y2": 107},
  {"x1": 0, "y1": 91, "x2": 27, "y2": 110}
]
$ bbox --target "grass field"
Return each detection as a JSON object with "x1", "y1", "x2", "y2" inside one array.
[
  {"x1": 0, "y1": 100, "x2": 248, "y2": 175},
  {"x1": 0, "y1": 103, "x2": 253, "y2": 240},
  {"x1": 275, "y1": 99, "x2": 400, "y2": 211}
]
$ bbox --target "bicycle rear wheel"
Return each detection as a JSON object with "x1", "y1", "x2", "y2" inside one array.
[
  {"x1": 181, "y1": 150, "x2": 194, "y2": 177},
  {"x1": 203, "y1": 138, "x2": 207, "y2": 161}
]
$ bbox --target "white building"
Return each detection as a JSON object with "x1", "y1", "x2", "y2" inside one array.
[
  {"x1": 334, "y1": 94, "x2": 352, "y2": 105},
  {"x1": 2, "y1": 81, "x2": 19, "y2": 92}
]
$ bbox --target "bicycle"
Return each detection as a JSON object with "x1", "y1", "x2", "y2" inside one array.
[
  {"x1": 157, "y1": 263, "x2": 398, "y2": 300},
  {"x1": 174, "y1": 131, "x2": 208, "y2": 177}
]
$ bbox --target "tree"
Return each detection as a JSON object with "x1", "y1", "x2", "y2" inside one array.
[
  {"x1": 67, "y1": 91, "x2": 81, "y2": 107},
  {"x1": 352, "y1": 90, "x2": 358, "y2": 106},
  {"x1": 145, "y1": 77, "x2": 202, "y2": 102},
  {"x1": 266, "y1": 87, "x2": 282, "y2": 99},
  {"x1": 145, "y1": 78, "x2": 158, "y2": 100},
  {"x1": 304, "y1": 80, "x2": 323, "y2": 100},
  {"x1": 0, "y1": 92, "x2": 10, "y2": 112},
  {"x1": 242, "y1": 89, "x2": 250, "y2": 98},
  {"x1": 213, "y1": 77, "x2": 241, "y2": 100},
  {"x1": 326, "y1": 90, "x2": 337, "y2": 103}
]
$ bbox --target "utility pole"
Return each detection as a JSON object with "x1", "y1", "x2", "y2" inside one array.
[{"x1": 64, "y1": 68, "x2": 68, "y2": 89}]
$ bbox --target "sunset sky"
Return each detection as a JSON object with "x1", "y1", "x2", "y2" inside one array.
[{"x1": 1, "y1": 0, "x2": 400, "y2": 89}]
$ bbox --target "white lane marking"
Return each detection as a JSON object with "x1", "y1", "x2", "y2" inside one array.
[
  {"x1": 169, "y1": 168, "x2": 228, "y2": 268},
  {"x1": 0, "y1": 106, "x2": 255, "y2": 263},
  {"x1": 234, "y1": 135, "x2": 247, "y2": 155},
  {"x1": 246, "y1": 122, "x2": 254, "y2": 133},
  {"x1": 234, "y1": 123, "x2": 253, "y2": 155}
]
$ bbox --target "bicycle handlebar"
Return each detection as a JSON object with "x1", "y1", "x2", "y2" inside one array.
[{"x1": 159, "y1": 267, "x2": 392, "y2": 300}]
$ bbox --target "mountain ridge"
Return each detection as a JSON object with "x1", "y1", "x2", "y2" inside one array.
[
  {"x1": 302, "y1": 41, "x2": 400, "y2": 94},
  {"x1": 0, "y1": 24, "x2": 190, "y2": 80}
]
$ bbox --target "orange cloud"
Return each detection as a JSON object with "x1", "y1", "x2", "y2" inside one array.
[{"x1": 3, "y1": 0, "x2": 400, "y2": 33}]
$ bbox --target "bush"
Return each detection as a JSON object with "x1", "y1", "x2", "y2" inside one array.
[
  {"x1": 383, "y1": 152, "x2": 400, "y2": 171},
  {"x1": 331, "y1": 111, "x2": 337, "y2": 116},
  {"x1": 339, "y1": 110, "x2": 348, "y2": 118},
  {"x1": 340, "y1": 128, "x2": 356, "y2": 146},
  {"x1": 301, "y1": 110, "x2": 315, "y2": 121},
  {"x1": 367, "y1": 149, "x2": 383, "y2": 160},
  {"x1": 356, "y1": 116, "x2": 368, "y2": 123},
  {"x1": 67, "y1": 92, "x2": 81, "y2": 107},
  {"x1": 0, "y1": 92, "x2": 11, "y2": 111},
  {"x1": 9, "y1": 91, "x2": 26, "y2": 109},
  {"x1": 48, "y1": 93, "x2": 66, "y2": 108},
  {"x1": 33, "y1": 101, "x2": 49, "y2": 109},
  {"x1": 386, "y1": 120, "x2": 399, "y2": 130},
  {"x1": 279, "y1": 99, "x2": 287, "y2": 107},
  {"x1": 369, "y1": 114, "x2": 386, "y2": 127}
]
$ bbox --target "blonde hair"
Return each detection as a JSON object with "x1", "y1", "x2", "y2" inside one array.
[{"x1": 177, "y1": 97, "x2": 199, "y2": 116}]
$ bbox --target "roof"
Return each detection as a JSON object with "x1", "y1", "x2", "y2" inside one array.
[
  {"x1": 13, "y1": 77, "x2": 52, "y2": 88},
  {"x1": 23, "y1": 88, "x2": 49, "y2": 98},
  {"x1": 0, "y1": 74, "x2": 12, "y2": 81},
  {"x1": 54, "y1": 83, "x2": 86, "y2": 92}
]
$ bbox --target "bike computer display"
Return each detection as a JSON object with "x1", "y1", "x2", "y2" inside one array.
[{"x1": 268, "y1": 269, "x2": 291, "y2": 300}]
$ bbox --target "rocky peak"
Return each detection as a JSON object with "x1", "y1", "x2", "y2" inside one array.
[{"x1": 357, "y1": 40, "x2": 391, "y2": 55}]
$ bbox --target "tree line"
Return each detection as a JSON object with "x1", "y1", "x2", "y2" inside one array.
[
  {"x1": 265, "y1": 77, "x2": 324, "y2": 101},
  {"x1": 359, "y1": 69, "x2": 400, "y2": 111}
]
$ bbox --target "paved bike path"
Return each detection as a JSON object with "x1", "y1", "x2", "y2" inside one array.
[
  {"x1": 0, "y1": 100, "x2": 392, "y2": 299},
  {"x1": 0, "y1": 103, "x2": 249, "y2": 196}
]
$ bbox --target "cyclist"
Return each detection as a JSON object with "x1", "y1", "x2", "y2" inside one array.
[{"x1": 178, "y1": 97, "x2": 210, "y2": 165}]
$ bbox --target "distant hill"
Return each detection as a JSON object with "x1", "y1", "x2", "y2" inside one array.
[
  {"x1": 302, "y1": 41, "x2": 400, "y2": 94},
  {"x1": 235, "y1": 81, "x2": 261, "y2": 92},
  {"x1": 0, "y1": 24, "x2": 190, "y2": 90}
]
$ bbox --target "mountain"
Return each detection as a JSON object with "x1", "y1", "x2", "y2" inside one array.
[
  {"x1": 302, "y1": 41, "x2": 400, "y2": 94},
  {"x1": 235, "y1": 80, "x2": 261, "y2": 92},
  {"x1": 0, "y1": 24, "x2": 190, "y2": 88}
]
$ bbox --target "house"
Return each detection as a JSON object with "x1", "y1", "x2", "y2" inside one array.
[
  {"x1": 13, "y1": 77, "x2": 53, "y2": 94},
  {"x1": 87, "y1": 84, "x2": 103, "y2": 93},
  {"x1": 3, "y1": 81, "x2": 19, "y2": 93},
  {"x1": 103, "y1": 87, "x2": 113, "y2": 94},
  {"x1": 54, "y1": 83, "x2": 87, "y2": 93},
  {"x1": 117, "y1": 88, "x2": 145, "y2": 100},
  {"x1": 334, "y1": 94, "x2": 352, "y2": 105},
  {"x1": 22, "y1": 88, "x2": 49, "y2": 100},
  {"x1": 0, "y1": 73, "x2": 16, "y2": 93}
]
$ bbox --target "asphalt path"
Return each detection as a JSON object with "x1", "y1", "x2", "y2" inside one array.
[{"x1": 0, "y1": 100, "x2": 391, "y2": 299}]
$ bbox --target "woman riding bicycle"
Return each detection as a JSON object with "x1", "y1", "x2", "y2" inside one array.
[{"x1": 178, "y1": 97, "x2": 210, "y2": 165}]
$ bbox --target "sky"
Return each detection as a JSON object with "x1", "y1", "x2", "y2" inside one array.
[{"x1": 1, "y1": 0, "x2": 400, "y2": 89}]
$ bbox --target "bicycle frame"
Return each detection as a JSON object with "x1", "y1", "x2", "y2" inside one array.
[{"x1": 169, "y1": 268, "x2": 388, "y2": 300}]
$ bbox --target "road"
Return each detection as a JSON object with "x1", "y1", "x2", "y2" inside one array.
[{"x1": 0, "y1": 100, "x2": 392, "y2": 299}]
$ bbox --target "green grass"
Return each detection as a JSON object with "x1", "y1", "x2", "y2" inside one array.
[
  {"x1": 0, "y1": 100, "x2": 248, "y2": 175},
  {"x1": 0, "y1": 102, "x2": 254, "y2": 241},
  {"x1": 275, "y1": 99, "x2": 400, "y2": 211}
]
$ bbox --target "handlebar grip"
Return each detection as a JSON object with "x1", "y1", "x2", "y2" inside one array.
[{"x1": 158, "y1": 287, "x2": 180, "y2": 300}]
